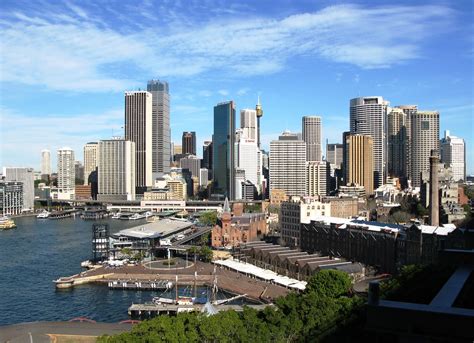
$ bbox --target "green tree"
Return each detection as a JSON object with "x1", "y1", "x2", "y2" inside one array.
[
  {"x1": 305, "y1": 269, "x2": 352, "y2": 298},
  {"x1": 199, "y1": 211, "x2": 217, "y2": 226}
]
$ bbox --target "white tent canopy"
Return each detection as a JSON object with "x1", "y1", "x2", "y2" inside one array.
[{"x1": 213, "y1": 259, "x2": 307, "y2": 291}]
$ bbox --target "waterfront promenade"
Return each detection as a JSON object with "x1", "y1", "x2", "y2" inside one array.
[
  {"x1": 57, "y1": 261, "x2": 290, "y2": 301},
  {"x1": 0, "y1": 321, "x2": 133, "y2": 342}
]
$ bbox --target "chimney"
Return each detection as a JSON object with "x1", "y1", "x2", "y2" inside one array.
[{"x1": 429, "y1": 150, "x2": 439, "y2": 226}]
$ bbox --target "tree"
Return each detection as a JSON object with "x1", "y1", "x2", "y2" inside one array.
[
  {"x1": 388, "y1": 210, "x2": 411, "y2": 224},
  {"x1": 305, "y1": 269, "x2": 352, "y2": 298},
  {"x1": 199, "y1": 211, "x2": 217, "y2": 226}
]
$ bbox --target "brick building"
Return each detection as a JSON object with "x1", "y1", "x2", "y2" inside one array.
[{"x1": 212, "y1": 198, "x2": 266, "y2": 248}]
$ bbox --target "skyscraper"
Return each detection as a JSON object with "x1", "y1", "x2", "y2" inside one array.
[
  {"x1": 41, "y1": 149, "x2": 51, "y2": 176},
  {"x1": 396, "y1": 105, "x2": 417, "y2": 180},
  {"x1": 410, "y1": 111, "x2": 440, "y2": 188},
  {"x1": 2, "y1": 167, "x2": 34, "y2": 211},
  {"x1": 387, "y1": 107, "x2": 407, "y2": 178},
  {"x1": 213, "y1": 101, "x2": 236, "y2": 199},
  {"x1": 350, "y1": 96, "x2": 389, "y2": 189},
  {"x1": 83, "y1": 142, "x2": 99, "y2": 185},
  {"x1": 75, "y1": 161, "x2": 84, "y2": 182},
  {"x1": 306, "y1": 161, "x2": 328, "y2": 196},
  {"x1": 302, "y1": 116, "x2": 322, "y2": 161},
  {"x1": 147, "y1": 79, "x2": 171, "y2": 176},
  {"x1": 269, "y1": 131, "x2": 306, "y2": 197},
  {"x1": 256, "y1": 97, "x2": 263, "y2": 149},
  {"x1": 180, "y1": 154, "x2": 201, "y2": 178},
  {"x1": 440, "y1": 130, "x2": 465, "y2": 182},
  {"x1": 345, "y1": 135, "x2": 374, "y2": 196},
  {"x1": 98, "y1": 138, "x2": 136, "y2": 201},
  {"x1": 182, "y1": 131, "x2": 196, "y2": 155},
  {"x1": 57, "y1": 147, "x2": 75, "y2": 200},
  {"x1": 202, "y1": 141, "x2": 213, "y2": 172},
  {"x1": 326, "y1": 143, "x2": 343, "y2": 168},
  {"x1": 235, "y1": 136, "x2": 260, "y2": 192},
  {"x1": 240, "y1": 109, "x2": 257, "y2": 140},
  {"x1": 125, "y1": 90, "x2": 153, "y2": 191}
]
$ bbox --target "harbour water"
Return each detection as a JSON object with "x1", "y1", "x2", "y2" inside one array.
[{"x1": 0, "y1": 216, "x2": 222, "y2": 325}]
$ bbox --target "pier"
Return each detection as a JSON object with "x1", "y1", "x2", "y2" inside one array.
[
  {"x1": 49, "y1": 209, "x2": 78, "y2": 219},
  {"x1": 128, "y1": 303, "x2": 272, "y2": 318},
  {"x1": 108, "y1": 279, "x2": 173, "y2": 290}
]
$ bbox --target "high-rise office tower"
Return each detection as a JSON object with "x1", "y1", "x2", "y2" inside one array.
[
  {"x1": 350, "y1": 96, "x2": 389, "y2": 189},
  {"x1": 83, "y1": 142, "x2": 99, "y2": 185},
  {"x1": 235, "y1": 136, "x2": 260, "y2": 192},
  {"x1": 240, "y1": 109, "x2": 257, "y2": 141},
  {"x1": 180, "y1": 154, "x2": 201, "y2": 178},
  {"x1": 302, "y1": 116, "x2": 322, "y2": 161},
  {"x1": 440, "y1": 130, "x2": 465, "y2": 182},
  {"x1": 182, "y1": 131, "x2": 196, "y2": 155},
  {"x1": 2, "y1": 167, "x2": 34, "y2": 211},
  {"x1": 345, "y1": 135, "x2": 374, "y2": 196},
  {"x1": 147, "y1": 79, "x2": 171, "y2": 176},
  {"x1": 213, "y1": 101, "x2": 236, "y2": 199},
  {"x1": 57, "y1": 147, "x2": 75, "y2": 199},
  {"x1": 269, "y1": 131, "x2": 306, "y2": 197},
  {"x1": 199, "y1": 168, "x2": 209, "y2": 187},
  {"x1": 411, "y1": 111, "x2": 440, "y2": 188},
  {"x1": 256, "y1": 97, "x2": 263, "y2": 149},
  {"x1": 74, "y1": 161, "x2": 84, "y2": 182},
  {"x1": 387, "y1": 107, "x2": 407, "y2": 178},
  {"x1": 396, "y1": 105, "x2": 417, "y2": 180},
  {"x1": 41, "y1": 149, "x2": 51, "y2": 176},
  {"x1": 326, "y1": 143, "x2": 343, "y2": 168},
  {"x1": 98, "y1": 138, "x2": 136, "y2": 201},
  {"x1": 202, "y1": 141, "x2": 213, "y2": 172},
  {"x1": 125, "y1": 90, "x2": 153, "y2": 191},
  {"x1": 306, "y1": 161, "x2": 328, "y2": 196}
]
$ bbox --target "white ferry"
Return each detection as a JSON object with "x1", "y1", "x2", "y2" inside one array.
[
  {"x1": 0, "y1": 216, "x2": 16, "y2": 230},
  {"x1": 37, "y1": 210, "x2": 50, "y2": 219}
]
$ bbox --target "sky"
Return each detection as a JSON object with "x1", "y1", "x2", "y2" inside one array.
[{"x1": 0, "y1": 0, "x2": 473, "y2": 174}]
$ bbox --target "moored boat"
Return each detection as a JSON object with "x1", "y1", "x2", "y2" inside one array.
[
  {"x1": 37, "y1": 210, "x2": 50, "y2": 219},
  {"x1": 0, "y1": 216, "x2": 17, "y2": 230}
]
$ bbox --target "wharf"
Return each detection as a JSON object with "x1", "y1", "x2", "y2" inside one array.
[
  {"x1": 49, "y1": 210, "x2": 78, "y2": 219},
  {"x1": 128, "y1": 303, "x2": 272, "y2": 317},
  {"x1": 108, "y1": 279, "x2": 173, "y2": 290}
]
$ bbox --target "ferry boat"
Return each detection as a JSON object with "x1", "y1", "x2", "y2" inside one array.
[
  {"x1": 111, "y1": 212, "x2": 122, "y2": 219},
  {"x1": 37, "y1": 210, "x2": 50, "y2": 219},
  {"x1": 129, "y1": 211, "x2": 153, "y2": 220},
  {"x1": 0, "y1": 216, "x2": 16, "y2": 230}
]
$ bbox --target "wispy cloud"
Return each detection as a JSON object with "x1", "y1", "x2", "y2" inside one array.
[
  {"x1": 0, "y1": 107, "x2": 123, "y2": 167},
  {"x1": 0, "y1": 2, "x2": 454, "y2": 92}
]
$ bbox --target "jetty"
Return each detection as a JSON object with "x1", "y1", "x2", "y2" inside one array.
[
  {"x1": 108, "y1": 279, "x2": 173, "y2": 290},
  {"x1": 128, "y1": 303, "x2": 272, "y2": 317},
  {"x1": 49, "y1": 210, "x2": 78, "y2": 219}
]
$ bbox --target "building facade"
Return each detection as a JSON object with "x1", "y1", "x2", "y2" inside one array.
[
  {"x1": 97, "y1": 139, "x2": 136, "y2": 201},
  {"x1": 202, "y1": 141, "x2": 213, "y2": 173},
  {"x1": 83, "y1": 142, "x2": 99, "y2": 185},
  {"x1": 440, "y1": 130, "x2": 465, "y2": 182},
  {"x1": 345, "y1": 134, "x2": 374, "y2": 196},
  {"x1": 41, "y1": 149, "x2": 51, "y2": 176},
  {"x1": 147, "y1": 79, "x2": 171, "y2": 176},
  {"x1": 326, "y1": 143, "x2": 343, "y2": 168},
  {"x1": 350, "y1": 96, "x2": 388, "y2": 189},
  {"x1": 125, "y1": 90, "x2": 153, "y2": 191},
  {"x1": 182, "y1": 131, "x2": 196, "y2": 155},
  {"x1": 2, "y1": 167, "x2": 34, "y2": 211},
  {"x1": 57, "y1": 147, "x2": 75, "y2": 200},
  {"x1": 235, "y1": 136, "x2": 260, "y2": 192},
  {"x1": 410, "y1": 111, "x2": 440, "y2": 187},
  {"x1": 179, "y1": 154, "x2": 201, "y2": 178},
  {"x1": 212, "y1": 101, "x2": 236, "y2": 199},
  {"x1": 387, "y1": 107, "x2": 407, "y2": 178},
  {"x1": 0, "y1": 181, "x2": 23, "y2": 216},
  {"x1": 269, "y1": 131, "x2": 306, "y2": 197},
  {"x1": 240, "y1": 109, "x2": 257, "y2": 141},
  {"x1": 302, "y1": 116, "x2": 322, "y2": 162},
  {"x1": 306, "y1": 161, "x2": 328, "y2": 196}
]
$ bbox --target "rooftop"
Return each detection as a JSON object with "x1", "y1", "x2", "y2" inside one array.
[{"x1": 113, "y1": 219, "x2": 193, "y2": 240}]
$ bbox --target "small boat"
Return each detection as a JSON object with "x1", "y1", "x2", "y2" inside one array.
[
  {"x1": 0, "y1": 216, "x2": 16, "y2": 230},
  {"x1": 111, "y1": 212, "x2": 121, "y2": 219},
  {"x1": 129, "y1": 212, "x2": 146, "y2": 220},
  {"x1": 37, "y1": 210, "x2": 50, "y2": 219}
]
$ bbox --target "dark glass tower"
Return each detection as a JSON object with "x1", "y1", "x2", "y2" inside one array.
[
  {"x1": 182, "y1": 131, "x2": 196, "y2": 155},
  {"x1": 147, "y1": 79, "x2": 170, "y2": 177},
  {"x1": 212, "y1": 101, "x2": 235, "y2": 199}
]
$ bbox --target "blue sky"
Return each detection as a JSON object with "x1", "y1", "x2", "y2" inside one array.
[{"x1": 0, "y1": 0, "x2": 473, "y2": 174}]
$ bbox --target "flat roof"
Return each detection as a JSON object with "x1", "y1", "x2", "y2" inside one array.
[{"x1": 113, "y1": 219, "x2": 193, "y2": 239}]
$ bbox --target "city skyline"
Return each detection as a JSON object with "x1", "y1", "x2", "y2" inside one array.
[{"x1": 0, "y1": 1, "x2": 473, "y2": 174}]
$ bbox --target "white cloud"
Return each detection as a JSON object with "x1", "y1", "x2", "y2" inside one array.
[
  {"x1": 0, "y1": 107, "x2": 123, "y2": 168},
  {"x1": 0, "y1": 3, "x2": 454, "y2": 92},
  {"x1": 217, "y1": 89, "x2": 229, "y2": 96}
]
